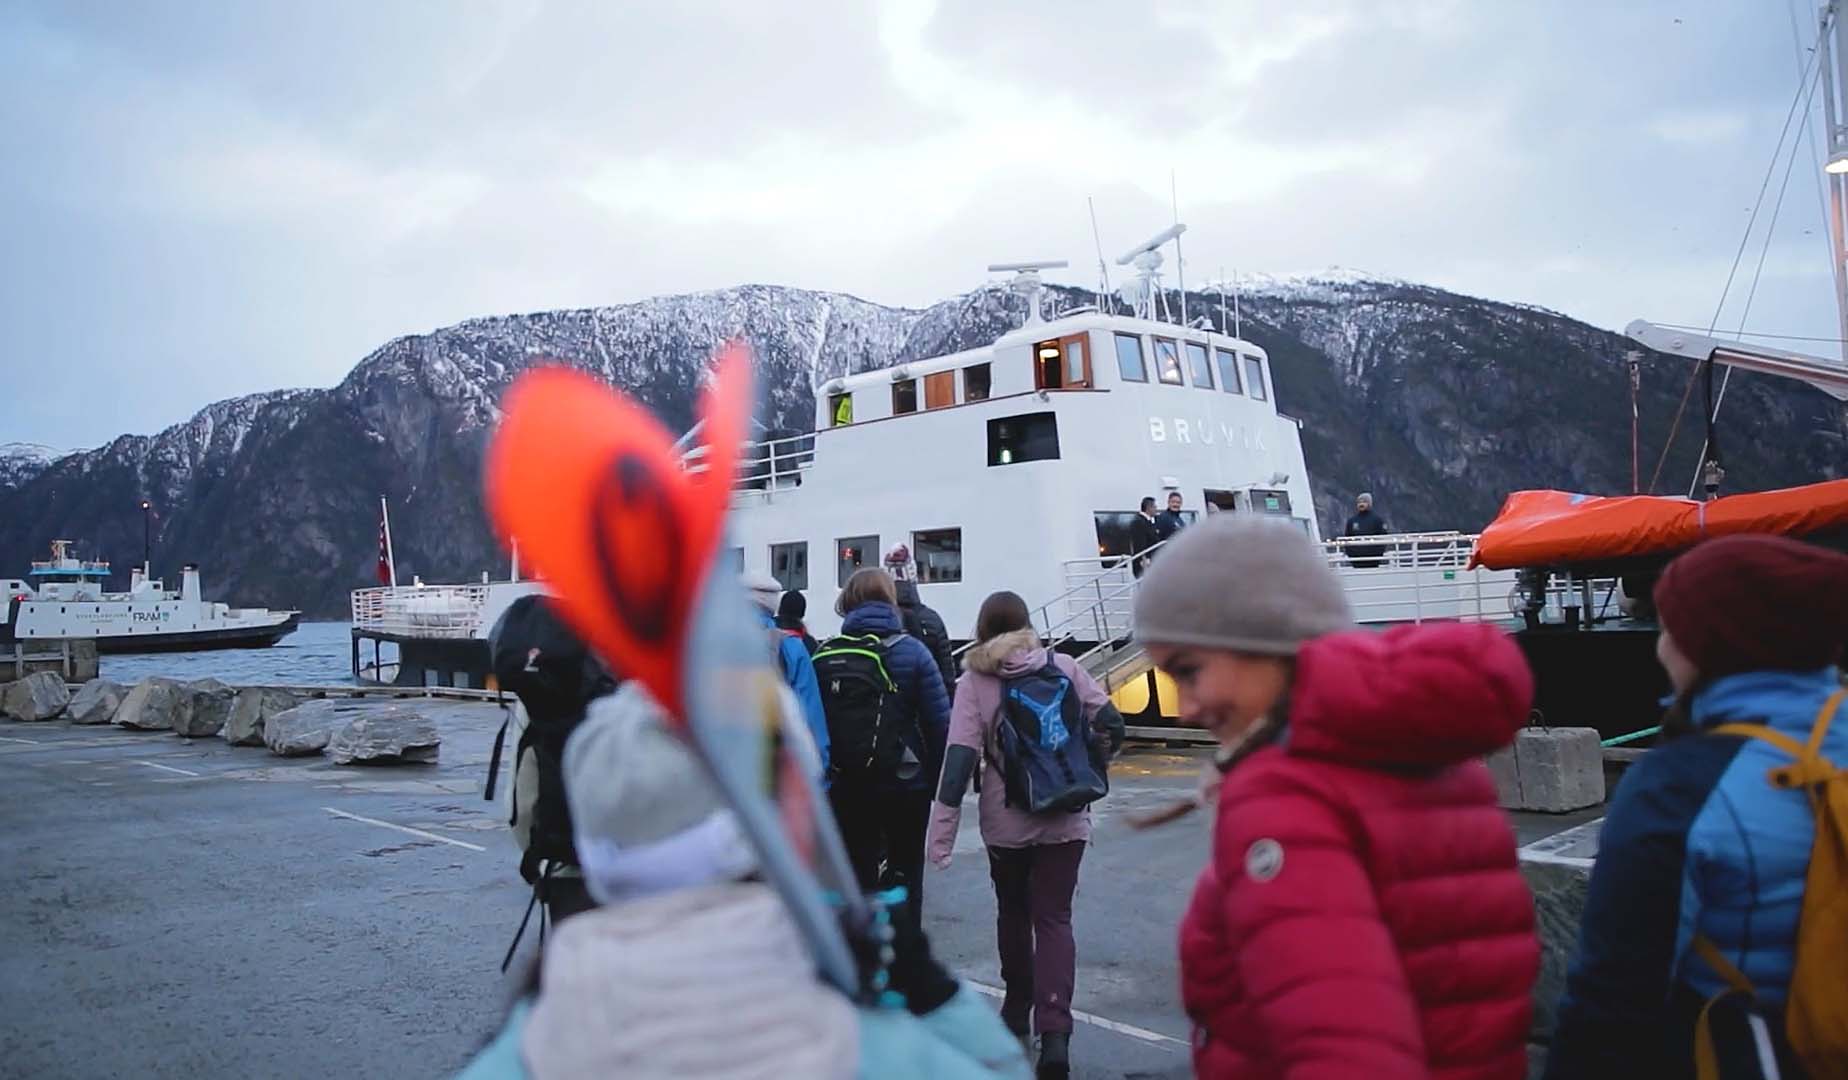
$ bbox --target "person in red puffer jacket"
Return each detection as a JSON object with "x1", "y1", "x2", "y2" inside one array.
[{"x1": 1134, "y1": 515, "x2": 1540, "y2": 1080}]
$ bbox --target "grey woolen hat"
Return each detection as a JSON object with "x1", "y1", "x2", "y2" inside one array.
[
  {"x1": 1133, "y1": 514, "x2": 1354, "y2": 655},
  {"x1": 563, "y1": 682, "x2": 724, "y2": 850}
]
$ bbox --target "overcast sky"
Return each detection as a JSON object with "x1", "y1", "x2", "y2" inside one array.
[{"x1": 3, "y1": 0, "x2": 1842, "y2": 449}]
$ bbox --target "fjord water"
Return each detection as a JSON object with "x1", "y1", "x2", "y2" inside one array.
[{"x1": 95, "y1": 621, "x2": 366, "y2": 686}]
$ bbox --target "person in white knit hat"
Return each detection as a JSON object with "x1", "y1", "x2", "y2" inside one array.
[{"x1": 455, "y1": 682, "x2": 1031, "y2": 1080}]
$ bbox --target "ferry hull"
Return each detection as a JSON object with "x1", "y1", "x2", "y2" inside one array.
[{"x1": 90, "y1": 614, "x2": 301, "y2": 654}]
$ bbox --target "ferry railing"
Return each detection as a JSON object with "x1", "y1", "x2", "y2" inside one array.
[
  {"x1": 350, "y1": 584, "x2": 492, "y2": 639},
  {"x1": 681, "y1": 432, "x2": 817, "y2": 501}
]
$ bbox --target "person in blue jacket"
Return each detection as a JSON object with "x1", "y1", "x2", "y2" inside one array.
[
  {"x1": 1545, "y1": 534, "x2": 1848, "y2": 1079},
  {"x1": 744, "y1": 572, "x2": 830, "y2": 781},
  {"x1": 824, "y1": 567, "x2": 953, "y2": 930},
  {"x1": 455, "y1": 683, "x2": 1029, "y2": 1080}
]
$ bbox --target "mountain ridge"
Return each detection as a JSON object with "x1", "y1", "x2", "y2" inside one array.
[{"x1": 2, "y1": 277, "x2": 1841, "y2": 618}]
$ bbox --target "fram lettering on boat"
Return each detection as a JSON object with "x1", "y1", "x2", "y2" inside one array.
[
  {"x1": 1147, "y1": 417, "x2": 1266, "y2": 451},
  {"x1": 130, "y1": 610, "x2": 172, "y2": 623}
]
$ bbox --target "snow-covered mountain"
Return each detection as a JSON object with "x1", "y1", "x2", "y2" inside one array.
[
  {"x1": 2, "y1": 279, "x2": 1841, "y2": 617},
  {"x1": 0, "y1": 442, "x2": 71, "y2": 491}
]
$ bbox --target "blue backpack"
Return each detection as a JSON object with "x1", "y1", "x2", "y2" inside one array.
[{"x1": 994, "y1": 658, "x2": 1107, "y2": 814}]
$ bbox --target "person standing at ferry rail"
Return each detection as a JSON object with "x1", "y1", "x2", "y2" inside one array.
[
  {"x1": 1342, "y1": 491, "x2": 1390, "y2": 568},
  {"x1": 926, "y1": 589, "x2": 1125, "y2": 1080},
  {"x1": 819, "y1": 567, "x2": 953, "y2": 930},
  {"x1": 1129, "y1": 497, "x2": 1161, "y2": 578},
  {"x1": 1154, "y1": 491, "x2": 1188, "y2": 545},
  {"x1": 1137, "y1": 514, "x2": 1538, "y2": 1080}
]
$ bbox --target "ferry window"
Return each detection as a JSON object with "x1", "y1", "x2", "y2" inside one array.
[
  {"x1": 1243, "y1": 354, "x2": 1269, "y2": 401},
  {"x1": 912, "y1": 528, "x2": 962, "y2": 583},
  {"x1": 1063, "y1": 336, "x2": 1090, "y2": 388},
  {"x1": 924, "y1": 371, "x2": 955, "y2": 409},
  {"x1": 1185, "y1": 342, "x2": 1213, "y2": 389},
  {"x1": 1215, "y1": 348, "x2": 1243, "y2": 394},
  {"x1": 987, "y1": 411, "x2": 1060, "y2": 466},
  {"x1": 1153, "y1": 338, "x2": 1184, "y2": 385},
  {"x1": 770, "y1": 542, "x2": 808, "y2": 591},
  {"x1": 829, "y1": 393, "x2": 853, "y2": 427},
  {"x1": 963, "y1": 363, "x2": 992, "y2": 401},
  {"x1": 1248, "y1": 488, "x2": 1291, "y2": 515},
  {"x1": 1113, "y1": 333, "x2": 1147, "y2": 382},
  {"x1": 836, "y1": 535, "x2": 878, "y2": 586},
  {"x1": 1035, "y1": 335, "x2": 1093, "y2": 390},
  {"x1": 1092, "y1": 512, "x2": 1138, "y2": 559},
  {"x1": 892, "y1": 379, "x2": 918, "y2": 415}
]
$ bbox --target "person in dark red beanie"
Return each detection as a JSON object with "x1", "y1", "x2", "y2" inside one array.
[
  {"x1": 1548, "y1": 532, "x2": 1848, "y2": 1080},
  {"x1": 1652, "y1": 533, "x2": 1848, "y2": 688}
]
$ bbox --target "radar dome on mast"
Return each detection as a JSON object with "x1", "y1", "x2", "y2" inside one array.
[
  {"x1": 1114, "y1": 224, "x2": 1186, "y2": 322},
  {"x1": 988, "y1": 259, "x2": 1069, "y2": 326}
]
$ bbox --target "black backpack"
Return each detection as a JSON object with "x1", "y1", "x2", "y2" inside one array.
[
  {"x1": 813, "y1": 632, "x2": 920, "y2": 782},
  {"x1": 485, "y1": 595, "x2": 617, "y2": 884},
  {"x1": 994, "y1": 658, "x2": 1107, "y2": 814}
]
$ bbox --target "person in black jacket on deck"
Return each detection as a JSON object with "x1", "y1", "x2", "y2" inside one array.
[
  {"x1": 1153, "y1": 491, "x2": 1188, "y2": 544},
  {"x1": 1342, "y1": 492, "x2": 1390, "y2": 568},
  {"x1": 1129, "y1": 497, "x2": 1161, "y2": 578},
  {"x1": 775, "y1": 589, "x2": 820, "y2": 655}
]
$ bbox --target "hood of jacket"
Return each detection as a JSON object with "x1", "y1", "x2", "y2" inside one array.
[
  {"x1": 1286, "y1": 623, "x2": 1531, "y2": 768},
  {"x1": 963, "y1": 629, "x2": 1044, "y2": 678},
  {"x1": 521, "y1": 882, "x2": 858, "y2": 1080},
  {"x1": 841, "y1": 601, "x2": 903, "y2": 637}
]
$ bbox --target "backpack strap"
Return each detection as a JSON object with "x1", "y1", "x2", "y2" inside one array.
[{"x1": 1711, "y1": 688, "x2": 1847, "y2": 790}]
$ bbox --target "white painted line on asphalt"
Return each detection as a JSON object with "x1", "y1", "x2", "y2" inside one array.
[
  {"x1": 966, "y1": 981, "x2": 1187, "y2": 1050},
  {"x1": 321, "y1": 807, "x2": 488, "y2": 852},
  {"x1": 0, "y1": 735, "x2": 40, "y2": 744},
  {"x1": 136, "y1": 760, "x2": 202, "y2": 777}
]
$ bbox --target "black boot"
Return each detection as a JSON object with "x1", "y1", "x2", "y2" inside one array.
[{"x1": 1037, "y1": 1031, "x2": 1070, "y2": 1080}]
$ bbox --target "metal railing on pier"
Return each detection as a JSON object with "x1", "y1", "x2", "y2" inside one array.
[{"x1": 350, "y1": 584, "x2": 491, "y2": 639}]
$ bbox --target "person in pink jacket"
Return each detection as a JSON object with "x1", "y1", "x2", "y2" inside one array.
[{"x1": 926, "y1": 590, "x2": 1125, "y2": 1080}]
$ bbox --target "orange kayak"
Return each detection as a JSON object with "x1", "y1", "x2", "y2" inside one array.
[{"x1": 1470, "y1": 479, "x2": 1848, "y2": 570}]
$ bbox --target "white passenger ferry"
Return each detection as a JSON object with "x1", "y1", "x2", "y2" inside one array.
[
  {"x1": 353, "y1": 233, "x2": 1522, "y2": 716},
  {"x1": 2, "y1": 540, "x2": 299, "y2": 652}
]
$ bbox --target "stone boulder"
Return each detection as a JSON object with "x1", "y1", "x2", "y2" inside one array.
[
  {"x1": 264, "y1": 699, "x2": 371, "y2": 757},
  {"x1": 328, "y1": 708, "x2": 440, "y2": 765},
  {"x1": 224, "y1": 688, "x2": 304, "y2": 747},
  {"x1": 1490, "y1": 727, "x2": 1605, "y2": 813},
  {"x1": 67, "y1": 679, "x2": 128, "y2": 726},
  {"x1": 115, "y1": 677, "x2": 188, "y2": 731},
  {"x1": 1, "y1": 671, "x2": 71, "y2": 722},
  {"x1": 172, "y1": 678, "x2": 236, "y2": 738}
]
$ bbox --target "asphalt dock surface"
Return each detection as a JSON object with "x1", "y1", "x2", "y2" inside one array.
[{"x1": 0, "y1": 705, "x2": 1592, "y2": 1079}]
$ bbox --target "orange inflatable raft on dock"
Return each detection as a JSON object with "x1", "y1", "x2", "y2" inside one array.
[{"x1": 1470, "y1": 479, "x2": 1848, "y2": 570}]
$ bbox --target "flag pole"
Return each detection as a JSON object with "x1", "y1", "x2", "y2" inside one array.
[{"x1": 380, "y1": 495, "x2": 398, "y2": 587}]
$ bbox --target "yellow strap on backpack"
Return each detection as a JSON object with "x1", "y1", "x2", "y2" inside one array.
[{"x1": 1699, "y1": 687, "x2": 1848, "y2": 1080}]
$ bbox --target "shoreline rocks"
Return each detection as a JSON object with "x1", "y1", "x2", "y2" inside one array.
[
  {"x1": 327, "y1": 710, "x2": 440, "y2": 765},
  {"x1": 67, "y1": 679, "x2": 127, "y2": 725},
  {"x1": 115, "y1": 678, "x2": 188, "y2": 731},
  {"x1": 172, "y1": 678, "x2": 236, "y2": 738},
  {"x1": 1, "y1": 671, "x2": 71, "y2": 722},
  {"x1": 224, "y1": 688, "x2": 304, "y2": 747}
]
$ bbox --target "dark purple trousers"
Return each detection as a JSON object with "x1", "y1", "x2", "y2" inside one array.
[{"x1": 986, "y1": 840, "x2": 1085, "y2": 1035}]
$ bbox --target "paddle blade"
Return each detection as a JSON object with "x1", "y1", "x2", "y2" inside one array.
[{"x1": 484, "y1": 366, "x2": 703, "y2": 719}]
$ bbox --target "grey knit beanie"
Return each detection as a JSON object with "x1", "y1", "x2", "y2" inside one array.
[{"x1": 1133, "y1": 514, "x2": 1353, "y2": 655}]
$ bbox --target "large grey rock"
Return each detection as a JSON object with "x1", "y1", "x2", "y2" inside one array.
[
  {"x1": 115, "y1": 678, "x2": 187, "y2": 730},
  {"x1": 1521, "y1": 851, "x2": 1594, "y2": 1040},
  {"x1": 1493, "y1": 727, "x2": 1605, "y2": 813},
  {"x1": 171, "y1": 678, "x2": 236, "y2": 738},
  {"x1": 1, "y1": 671, "x2": 71, "y2": 721},
  {"x1": 224, "y1": 688, "x2": 304, "y2": 747},
  {"x1": 264, "y1": 699, "x2": 368, "y2": 756},
  {"x1": 328, "y1": 708, "x2": 440, "y2": 765},
  {"x1": 67, "y1": 678, "x2": 127, "y2": 725}
]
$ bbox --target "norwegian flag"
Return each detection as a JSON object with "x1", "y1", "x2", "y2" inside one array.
[{"x1": 376, "y1": 518, "x2": 392, "y2": 586}]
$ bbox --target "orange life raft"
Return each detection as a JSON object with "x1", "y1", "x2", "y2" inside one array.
[{"x1": 1469, "y1": 479, "x2": 1848, "y2": 570}]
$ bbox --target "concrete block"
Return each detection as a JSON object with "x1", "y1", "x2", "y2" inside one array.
[
  {"x1": 1492, "y1": 727, "x2": 1605, "y2": 813},
  {"x1": 1516, "y1": 728, "x2": 1604, "y2": 813},
  {"x1": 1519, "y1": 817, "x2": 1601, "y2": 1042}
]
